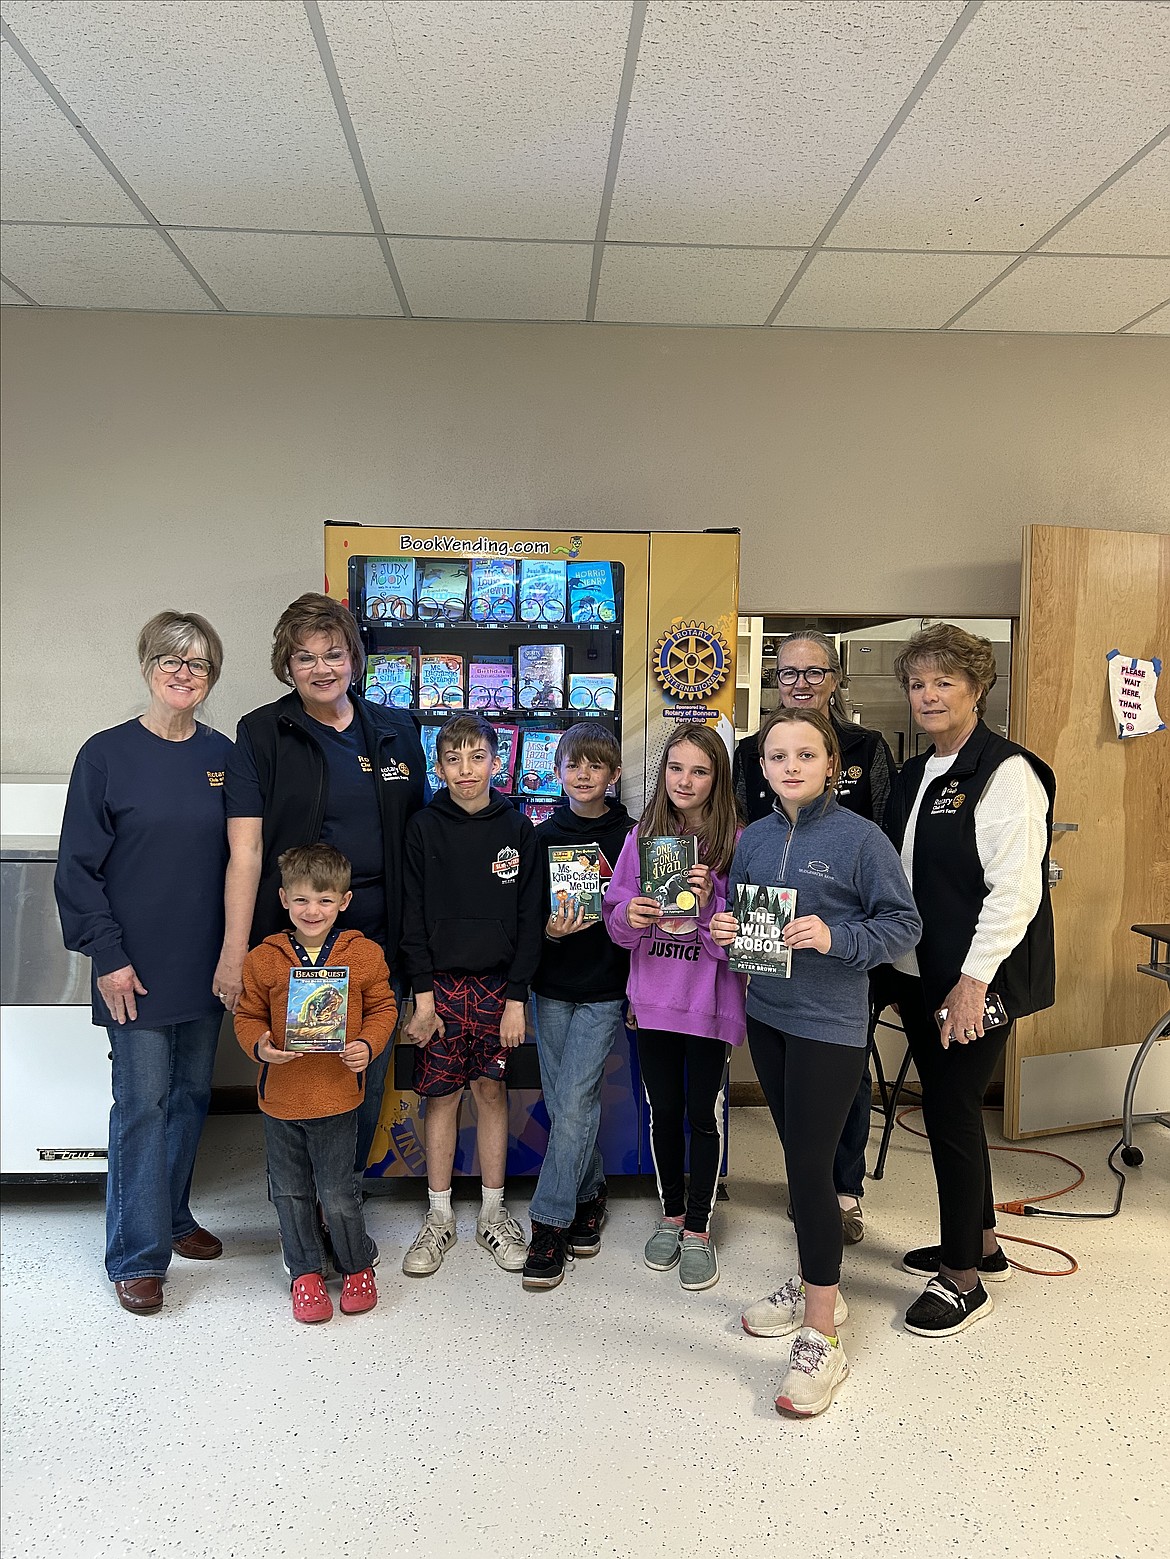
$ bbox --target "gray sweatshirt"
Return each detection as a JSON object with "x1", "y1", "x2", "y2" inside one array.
[{"x1": 729, "y1": 796, "x2": 921, "y2": 1047}]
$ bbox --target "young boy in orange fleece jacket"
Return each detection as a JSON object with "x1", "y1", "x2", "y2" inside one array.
[{"x1": 235, "y1": 844, "x2": 398, "y2": 1323}]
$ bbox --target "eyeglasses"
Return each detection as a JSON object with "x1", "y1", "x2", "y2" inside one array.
[
  {"x1": 154, "y1": 654, "x2": 212, "y2": 679},
  {"x1": 290, "y1": 649, "x2": 349, "y2": 670},
  {"x1": 777, "y1": 666, "x2": 830, "y2": 687}
]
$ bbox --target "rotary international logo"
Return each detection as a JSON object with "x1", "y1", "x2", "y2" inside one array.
[
  {"x1": 847, "y1": 765, "x2": 862, "y2": 780},
  {"x1": 653, "y1": 621, "x2": 731, "y2": 702},
  {"x1": 952, "y1": 794, "x2": 966, "y2": 808}
]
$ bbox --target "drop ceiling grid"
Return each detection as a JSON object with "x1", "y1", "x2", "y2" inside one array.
[
  {"x1": 1038, "y1": 140, "x2": 1170, "y2": 258},
  {"x1": 606, "y1": 0, "x2": 968, "y2": 246},
  {"x1": 594, "y1": 244, "x2": 803, "y2": 325},
  {"x1": 0, "y1": 37, "x2": 143, "y2": 224},
  {"x1": 171, "y1": 230, "x2": 404, "y2": 316},
  {"x1": 0, "y1": 0, "x2": 372, "y2": 231},
  {"x1": 832, "y1": 0, "x2": 1170, "y2": 252},
  {"x1": 1127, "y1": 300, "x2": 1170, "y2": 333},
  {"x1": 0, "y1": 276, "x2": 33, "y2": 304},
  {"x1": 319, "y1": 0, "x2": 631, "y2": 240},
  {"x1": 392, "y1": 238, "x2": 595, "y2": 320},
  {"x1": 0, "y1": 223, "x2": 216, "y2": 310},
  {"x1": 953, "y1": 254, "x2": 1170, "y2": 334},
  {"x1": 774, "y1": 249, "x2": 1010, "y2": 330}
]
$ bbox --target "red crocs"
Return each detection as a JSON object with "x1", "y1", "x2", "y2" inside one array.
[
  {"x1": 291, "y1": 1273, "x2": 333, "y2": 1324},
  {"x1": 339, "y1": 1267, "x2": 378, "y2": 1316}
]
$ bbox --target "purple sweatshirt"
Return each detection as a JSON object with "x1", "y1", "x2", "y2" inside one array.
[{"x1": 603, "y1": 830, "x2": 747, "y2": 1047}]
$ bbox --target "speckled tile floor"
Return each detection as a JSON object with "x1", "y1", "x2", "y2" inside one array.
[{"x1": 2, "y1": 1107, "x2": 1167, "y2": 1559}]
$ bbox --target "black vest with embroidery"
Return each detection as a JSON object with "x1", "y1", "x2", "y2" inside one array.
[{"x1": 886, "y1": 722, "x2": 1056, "y2": 1019}]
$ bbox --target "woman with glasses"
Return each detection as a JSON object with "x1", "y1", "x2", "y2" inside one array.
[
  {"x1": 56, "y1": 612, "x2": 233, "y2": 1314},
  {"x1": 733, "y1": 630, "x2": 895, "y2": 1248},
  {"x1": 215, "y1": 593, "x2": 429, "y2": 1181}
]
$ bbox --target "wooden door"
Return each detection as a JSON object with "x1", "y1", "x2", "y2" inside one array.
[{"x1": 1006, "y1": 524, "x2": 1170, "y2": 1137}]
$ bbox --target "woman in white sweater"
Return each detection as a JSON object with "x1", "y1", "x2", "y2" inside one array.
[{"x1": 883, "y1": 624, "x2": 1055, "y2": 1340}]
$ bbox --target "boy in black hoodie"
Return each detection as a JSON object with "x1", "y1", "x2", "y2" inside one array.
[
  {"x1": 522, "y1": 723, "x2": 634, "y2": 1291},
  {"x1": 400, "y1": 715, "x2": 542, "y2": 1279}
]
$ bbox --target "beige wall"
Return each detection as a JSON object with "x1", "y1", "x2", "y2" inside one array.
[{"x1": 2, "y1": 309, "x2": 1168, "y2": 774}]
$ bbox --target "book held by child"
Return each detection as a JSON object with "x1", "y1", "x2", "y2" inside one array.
[
  {"x1": 727, "y1": 883, "x2": 797, "y2": 978},
  {"x1": 548, "y1": 844, "x2": 602, "y2": 924},
  {"x1": 284, "y1": 967, "x2": 350, "y2": 1052},
  {"x1": 638, "y1": 835, "x2": 700, "y2": 917}
]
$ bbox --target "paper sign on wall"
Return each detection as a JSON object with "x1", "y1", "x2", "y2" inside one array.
[{"x1": 1107, "y1": 651, "x2": 1165, "y2": 739}]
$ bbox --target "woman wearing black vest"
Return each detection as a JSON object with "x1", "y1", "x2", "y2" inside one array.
[
  {"x1": 733, "y1": 630, "x2": 894, "y2": 1244},
  {"x1": 213, "y1": 593, "x2": 429, "y2": 1180},
  {"x1": 885, "y1": 624, "x2": 1055, "y2": 1339}
]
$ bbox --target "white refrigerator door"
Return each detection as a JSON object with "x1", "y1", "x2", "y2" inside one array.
[{"x1": 1, "y1": 1007, "x2": 111, "y2": 1176}]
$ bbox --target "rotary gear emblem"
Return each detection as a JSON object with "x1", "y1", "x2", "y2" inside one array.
[{"x1": 653, "y1": 621, "x2": 731, "y2": 702}]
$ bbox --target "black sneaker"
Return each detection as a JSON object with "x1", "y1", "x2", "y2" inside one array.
[
  {"x1": 522, "y1": 1222, "x2": 572, "y2": 1291},
  {"x1": 568, "y1": 1185, "x2": 608, "y2": 1257},
  {"x1": 904, "y1": 1276, "x2": 994, "y2": 1337},
  {"x1": 902, "y1": 1245, "x2": 1012, "y2": 1282}
]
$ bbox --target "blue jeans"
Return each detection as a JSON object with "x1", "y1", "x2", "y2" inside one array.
[
  {"x1": 264, "y1": 1110, "x2": 377, "y2": 1280},
  {"x1": 530, "y1": 997, "x2": 624, "y2": 1229},
  {"x1": 105, "y1": 1015, "x2": 221, "y2": 1282},
  {"x1": 833, "y1": 1062, "x2": 871, "y2": 1199},
  {"x1": 354, "y1": 976, "x2": 404, "y2": 1179}
]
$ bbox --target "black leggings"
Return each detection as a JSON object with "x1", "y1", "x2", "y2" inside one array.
[
  {"x1": 636, "y1": 1029, "x2": 731, "y2": 1235},
  {"x1": 747, "y1": 1015, "x2": 868, "y2": 1287},
  {"x1": 891, "y1": 971, "x2": 1009, "y2": 1271}
]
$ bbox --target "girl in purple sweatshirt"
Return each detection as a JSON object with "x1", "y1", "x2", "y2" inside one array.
[{"x1": 603, "y1": 726, "x2": 746, "y2": 1293}]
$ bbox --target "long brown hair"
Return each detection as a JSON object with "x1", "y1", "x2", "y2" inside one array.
[
  {"x1": 757, "y1": 707, "x2": 841, "y2": 816},
  {"x1": 638, "y1": 725, "x2": 739, "y2": 876}
]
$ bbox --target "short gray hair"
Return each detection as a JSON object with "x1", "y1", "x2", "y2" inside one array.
[
  {"x1": 778, "y1": 628, "x2": 851, "y2": 722},
  {"x1": 137, "y1": 611, "x2": 224, "y2": 693}
]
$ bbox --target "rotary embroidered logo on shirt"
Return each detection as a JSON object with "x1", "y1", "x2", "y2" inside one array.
[
  {"x1": 492, "y1": 846, "x2": 520, "y2": 882},
  {"x1": 206, "y1": 771, "x2": 224, "y2": 787},
  {"x1": 358, "y1": 756, "x2": 373, "y2": 773},
  {"x1": 381, "y1": 762, "x2": 411, "y2": 781}
]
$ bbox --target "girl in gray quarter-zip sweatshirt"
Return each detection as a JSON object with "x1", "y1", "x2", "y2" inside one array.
[{"x1": 728, "y1": 797, "x2": 921, "y2": 1049}]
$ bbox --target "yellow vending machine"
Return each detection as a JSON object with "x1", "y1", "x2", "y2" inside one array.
[{"x1": 323, "y1": 522, "x2": 740, "y2": 1179}]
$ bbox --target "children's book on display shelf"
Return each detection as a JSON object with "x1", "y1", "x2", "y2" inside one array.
[
  {"x1": 567, "y1": 561, "x2": 617, "y2": 624},
  {"x1": 419, "y1": 722, "x2": 442, "y2": 779},
  {"x1": 727, "y1": 884, "x2": 797, "y2": 978},
  {"x1": 493, "y1": 722, "x2": 520, "y2": 790},
  {"x1": 364, "y1": 650, "x2": 418, "y2": 709},
  {"x1": 517, "y1": 728, "x2": 563, "y2": 797},
  {"x1": 468, "y1": 656, "x2": 516, "y2": 713},
  {"x1": 523, "y1": 801, "x2": 558, "y2": 826},
  {"x1": 516, "y1": 642, "x2": 566, "y2": 709},
  {"x1": 363, "y1": 557, "x2": 417, "y2": 622},
  {"x1": 518, "y1": 559, "x2": 568, "y2": 624},
  {"x1": 548, "y1": 844, "x2": 602, "y2": 924},
  {"x1": 469, "y1": 557, "x2": 518, "y2": 623},
  {"x1": 418, "y1": 653, "x2": 465, "y2": 711},
  {"x1": 417, "y1": 559, "x2": 469, "y2": 622},
  {"x1": 284, "y1": 967, "x2": 349, "y2": 1053},
  {"x1": 638, "y1": 835, "x2": 700, "y2": 918},
  {"x1": 567, "y1": 672, "x2": 618, "y2": 712}
]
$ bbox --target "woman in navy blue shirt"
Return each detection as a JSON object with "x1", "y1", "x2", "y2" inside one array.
[{"x1": 56, "y1": 612, "x2": 233, "y2": 1315}]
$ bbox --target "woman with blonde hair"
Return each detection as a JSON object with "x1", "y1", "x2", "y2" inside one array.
[{"x1": 56, "y1": 611, "x2": 232, "y2": 1314}]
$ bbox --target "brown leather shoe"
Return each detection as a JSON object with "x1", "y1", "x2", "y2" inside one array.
[
  {"x1": 114, "y1": 1278, "x2": 163, "y2": 1313},
  {"x1": 172, "y1": 1227, "x2": 223, "y2": 1260}
]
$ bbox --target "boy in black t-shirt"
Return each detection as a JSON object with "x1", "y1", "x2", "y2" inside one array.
[
  {"x1": 399, "y1": 715, "x2": 542, "y2": 1278},
  {"x1": 523, "y1": 723, "x2": 634, "y2": 1291}
]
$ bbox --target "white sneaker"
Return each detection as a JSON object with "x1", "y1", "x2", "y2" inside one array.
[
  {"x1": 774, "y1": 1327, "x2": 850, "y2": 1417},
  {"x1": 742, "y1": 1276, "x2": 849, "y2": 1338},
  {"x1": 402, "y1": 1212, "x2": 456, "y2": 1277},
  {"x1": 476, "y1": 1208, "x2": 528, "y2": 1272}
]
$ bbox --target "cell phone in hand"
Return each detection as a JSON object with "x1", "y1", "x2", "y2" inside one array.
[{"x1": 935, "y1": 992, "x2": 1010, "y2": 1030}]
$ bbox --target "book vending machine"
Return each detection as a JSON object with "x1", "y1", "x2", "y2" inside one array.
[{"x1": 323, "y1": 522, "x2": 740, "y2": 1180}]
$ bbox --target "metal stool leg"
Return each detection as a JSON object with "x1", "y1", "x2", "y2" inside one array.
[{"x1": 872, "y1": 1043, "x2": 915, "y2": 1182}]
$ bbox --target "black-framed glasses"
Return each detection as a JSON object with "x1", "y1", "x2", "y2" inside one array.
[
  {"x1": 777, "y1": 666, "x2": 830, "y2": 686},
  {"x1": 153, "y1": 654, "x2": 212, "y2": 679}
]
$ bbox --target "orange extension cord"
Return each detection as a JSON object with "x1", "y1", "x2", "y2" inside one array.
[{"x1": 895, "y1": 1106, "x2": 1081, "y2": 1275}]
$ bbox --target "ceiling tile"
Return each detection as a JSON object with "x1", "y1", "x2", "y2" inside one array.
[
  {"x1": 834, "y1": 1, "x2": 1170, "y2": 251},
  {"x1": 319, "y1": 1, "x2": 629, "y2": 240},
  {"x1": 1126, "y1": 300, "x2": 1170, "y2": 334},
  {"x1": 953, "y1": 255, "x2": 1170, "y2": 333},
  {"x1": 607, "y1": 0, "x2": 967, "y2": 246},
  {"x1": 775, "y1": 249, "x2": 1009, "y2": 329},
  {"x1": 0, "y1": 0, "x2": 370, "y2": 229},
  {"x1": 1040, "y1": 141, "x2": 1170, "y2": 257},
  {"x1": 595, "y1": 245, "x2": 802, "y2": 325},
  {"x1": 0, "y1": 224, "x2": 215, "y2": 310},
  {"x1": 1, "y1": 278, "x2": 33, "y2": 304},
  {"x1": 171, "y1": 231, "x2": 402, "y2": 315},
  {"x1": 0, "y1": 38, "x2": 144, "y2": 224},
  {"x1": 392, "y1": 239, "x2": 592, "y2": 320}
]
